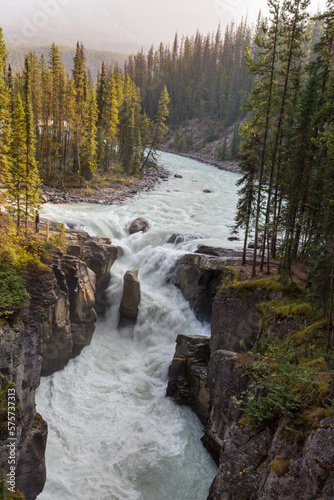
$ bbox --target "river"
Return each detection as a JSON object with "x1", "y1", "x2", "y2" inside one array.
[{"x1": 36, "y1": 152, "x2": 241, "y2": 500}]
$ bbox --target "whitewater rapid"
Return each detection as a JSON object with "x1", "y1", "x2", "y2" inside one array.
[{"x1": 36, "y1": 152, "x2": 241, "y2": 500}]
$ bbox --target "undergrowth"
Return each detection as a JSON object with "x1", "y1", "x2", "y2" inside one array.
[
  {"x1": 229, "y1": 274, "x2": 333, "y2": 431},
  {"x1": 0, "y1": 222, "x2": 67, "y2": 316}
]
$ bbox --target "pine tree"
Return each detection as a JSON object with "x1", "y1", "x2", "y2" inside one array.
[
  {"x1": 23, "y1": 57, "x2": 41, "y2": 230},
  {"x1": 72, "y1": 42, "x2": 86, "y2": 176},
  {"x1": 104, "y1": 73, "x2": 119, "y2": 170},
  {"x1": 0, "y1": 28, "x2": 12, "y2": 209},
  {"x1": 235, "y1": 123, "x2": 260, "y2": 264},
  {"x1": 141, "y1": 85, "x2": 170, "y2": 170},
  {"x1": 82, "y1": 84, "x2": 98, "y2": 180},
  {"x1": 49, "y1": 43, "x2": 66, "y2": 171},
  {"x1": 6, "y1": 95, "x2": 27, "y2": 230},
  {"x1": 242, "y1": 0, "x2": 280, "y2": 277}
]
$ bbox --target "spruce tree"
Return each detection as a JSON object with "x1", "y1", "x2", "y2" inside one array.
[
  {"x1": 141, "y1": 85, "x2": 170, "y2": 170},
  {"x1": 0, "y1": 29, "x2": 12, "y2": 211},
  {"x1": 6, "y1": 95, "x2": 27, "y2": 230},
  {"x1": 23, "y1": 57, "x2": 41, "y2": 230}
]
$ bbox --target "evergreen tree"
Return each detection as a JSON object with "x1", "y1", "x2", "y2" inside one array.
[
  {"x1": 104, "y1": 73, "x2": 119, "y2": 169},
  {"x1": 141, "y1": 85, "x2": 170, "y2": 170},
  {"x1": 0, "y1": 28, "x2": 12, "y2": 208},
  {"x1": 23, "y1": 57, "x2": 41, "y2": 230},
  {"x1": 72, "y1": 42, "x2": 86, "y2": 176},
  {"x1": 82, "y1": 84, "x2": 98, "y2": 180},
  {"x1": 6, "y1": 95, "x2": 27, "y2": 230}
]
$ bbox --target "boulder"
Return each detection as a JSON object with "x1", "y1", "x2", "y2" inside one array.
[
  {"x1": 129, "y1": 218, "x2": 149, "y2": 234},
  {"x1": 196, "y1": 246, "x2": 245, "y2": 259},
  {"x1": 119, "y1": 269, "x2": 141, "y2": 322},
  {"x1": 174, "y1": 174, "x2": 183, "y2": 178},
  {"x1": 39, "y1": 193, "x2": 48, "y2": 202},
  {"x1": 167, "y1": 234, "x2": 203, "y2": 245},
  {"x1": 66, "y1": 229, "x2": 118, "y2": 290},
  {"x1": 203, "y1": 189, "x2": 212, "y2": 193}
]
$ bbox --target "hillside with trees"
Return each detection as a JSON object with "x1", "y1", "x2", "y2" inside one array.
[
  {"x1": 0, "y1": 34, "x2": 170, "y2": 207},
  {"x1": 125, "y1": 13, "x2": 322, "y2": 160},
  {"x1": 7, "y1": 44, "x2": 128, "y2": 82}
]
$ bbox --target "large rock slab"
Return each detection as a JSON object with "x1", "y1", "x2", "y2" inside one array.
[
  {"x1": 0, "y1": 310, "x2": 48, "y2": 500},
  {"x1": 172, "y1": 253, "x2": 242, "y2": 322},
  {"x1": 66, "y1": 229, "x2": 118, "y2": 289},
  {"x1": 119, "y1": 269, "x2": 141, "y2": 323},
  {"x1": 208, "y1": 415, "x2": 334, "y2": 500}
]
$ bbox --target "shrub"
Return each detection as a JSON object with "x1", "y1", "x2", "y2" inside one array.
[{"x1": 0, "y1": 266, "x2": 27, "y2": 312}]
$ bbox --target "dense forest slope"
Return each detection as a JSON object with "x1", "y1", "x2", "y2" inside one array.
[{"x1": 7, "y1": 44, "x2": 128, "y2": 80}]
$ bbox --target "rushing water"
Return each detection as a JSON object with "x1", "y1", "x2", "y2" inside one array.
[{"x1": 36, "y1": 152, "x2": 241, "y2": 500}]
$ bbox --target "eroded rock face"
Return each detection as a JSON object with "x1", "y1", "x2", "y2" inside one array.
[
  {"x1": 0, "y1": 313, "x2": 48, "y2": 500},
  {"x1": 66, "y1": 229, "x2": 117, "y2": 289},
  {"x1": 63, "y1": 256, "x2": 97, "y2": 359},
  {"x1": 211, "y1": 287, "x2": 286, "y2": 353},
  {"x1": 0, "y1": 229, "x2": 118, "y2": 499},
  {"x1": 129, "y1": 218, "x2": 149, "y2": 234},
  {"x1": 119, "y1": 269, "x2": 141, "y2": 326},
  {"x1": 211, "y1": 289, "x2": 265, "y2": 353},
  {"x1": 42, "y1": 232, "x2": 118, "y2": 375},
  {"x1": 173, "y1": 253, "x2": 242, "y2": 322},
  {"x1": 166, "y1": 278, "x2": 333, "y2": 500},
  {"x1": 208, "y1": 415, "x2": 334, "y2": 500},
  {"x1": 166, "y1": 334, "x2": 210, "y2": 425}
]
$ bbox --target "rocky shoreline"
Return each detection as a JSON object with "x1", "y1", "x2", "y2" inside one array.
[
  {"x1": 40, "y1": 165, "x2": 169, "y2": 205},
  {"x1": 164, "y1": 149, "x2": 240, "y2": 174}
]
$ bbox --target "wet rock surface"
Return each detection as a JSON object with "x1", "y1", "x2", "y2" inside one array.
[
  {"x1": 129, "y1": 218, "x2": 149, "y2": 235},
  {"x1": 167, "y1": 335, "x2": 211, "y2": 425},
  {"x1": 119, "y1": 269, "x2": 141, "y2": 327}
]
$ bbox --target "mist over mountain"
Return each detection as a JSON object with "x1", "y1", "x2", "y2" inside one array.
[
  {"x1": 0, "y1": 0, "x2": 326, "y2": 53},
  {"x1": 1, "y1": 0, "x2": 255, "y2": 52}
]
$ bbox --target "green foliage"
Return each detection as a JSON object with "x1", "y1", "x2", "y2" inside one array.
[
  {"x1": 220, "y1": 275, "x2": 304, "y2": 297},
  {"x1": 0, "y1": 470, "x2": 25, "y2": 500},
  {"x1": 52, "y1": 223, "x2": 67, "y2": 252},
  {"x1": 0, "y1": 265, "x2": 27, "y2": 312},
  {"x1": 237, "y1": 339, "x2": 331, "y2": 428}
]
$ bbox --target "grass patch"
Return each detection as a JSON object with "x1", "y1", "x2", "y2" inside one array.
[{"x1": 220, "y1": 275, "x2": 306, "y2": 299}]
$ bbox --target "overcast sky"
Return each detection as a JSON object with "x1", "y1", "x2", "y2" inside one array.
[{"x1": 0, "y1": 0, "x2": 328, "y2": 51}]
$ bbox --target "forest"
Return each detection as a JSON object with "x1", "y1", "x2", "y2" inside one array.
[
  {"x1": 233, "y1": 0, "x2": 334, "y2": 345},
  {"x1": 0, "y1": 0, "x2": 332, "y2": 329},
  {"x1": 0, "y1": 33, "x2": 171, "y2": 230}
]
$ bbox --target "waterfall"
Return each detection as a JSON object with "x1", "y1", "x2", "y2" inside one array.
[{"x1": 36, "y1": 152, "x2": 241, "y2": 500}]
